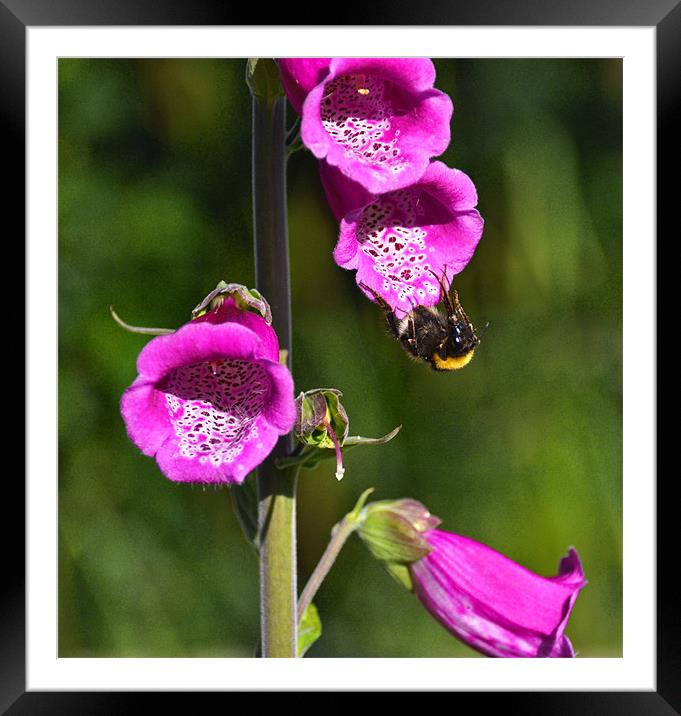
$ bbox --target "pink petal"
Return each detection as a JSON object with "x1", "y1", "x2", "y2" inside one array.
[
  {"x1": 136, "y1": 321, "x2": 261, "y2": 383},
  {"x1": 278, "y1": 58, "x2": 332, "y2": 114},
  {"x1": 193, "y1": 299, "x2": 280, "y2": 363},
  {"x1": 155, "y1": 413, "x2": 281, "y2": 485},
  {"x1": 319, "y1": 162, "x2": 375, "y2": 222},
  {"x1": 120, "y1": 377, "x2": 170, "y2": 457},
  {"x1": 410, "y1": 531, "x2": 586, "y2": 658}
]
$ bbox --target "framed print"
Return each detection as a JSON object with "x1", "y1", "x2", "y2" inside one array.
[{"x1": 9, "y1": 0, "x2": 672, "y2": 710}]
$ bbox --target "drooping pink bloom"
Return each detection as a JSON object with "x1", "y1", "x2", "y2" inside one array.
[
  {"x1": 410, "y1": 530, "x2": 587, "y2": 658},
  {"x1": 334, "y1": 161, "x2": 484, "y2": 314},
  {"x1": 294, "y1": 58, "x2": 453, "y2": 195},
  {"x1": 120, "y1": 300, "x2": 295, "y2": 485}
]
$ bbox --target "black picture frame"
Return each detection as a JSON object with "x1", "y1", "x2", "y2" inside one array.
[{"x1": 8, "y1": 0, "x2": 671, "y2": 710}]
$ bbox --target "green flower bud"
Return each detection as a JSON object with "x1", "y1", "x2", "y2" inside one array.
[
  {"x1": 295, "y1": 389, "x2": 349, "y2": 448},
  {"x1": 359, "y1": 507, "x2": 432, "y2": 565},
  {"x1": 294, "y1": 389, "x2": 349, "y2": 480},
  {"x1": 357, "y1": 498, "x2": 441, "y2": 591},
  {"x1": 366, "y1": 498, "x2": 442, "y2": 532},
  {"x1": 246, "y1": 58, "x2": 284, "y2": 102},
  {"x1": 192, "y1": 281, "x2": 272, "y2": 324}
]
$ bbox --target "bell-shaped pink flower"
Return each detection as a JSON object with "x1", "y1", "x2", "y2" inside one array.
[
  {"x1": 410, "y1": 530, "x2": 587, "y2": 658},
  {"x1": 295, "y1": 58, "x2": 453, "y2": 195},
  {"x1": 334, "y1": 161, "x2": 484, "y2": 314},
  {"x1": 120, "y1": 300, "x2": 295, "y2": 485}
]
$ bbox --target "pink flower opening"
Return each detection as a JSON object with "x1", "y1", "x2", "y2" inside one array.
[
  {"x1": 334, "y1": 161, "x2": 484, "y2": 314},
  {"x1": 410, "y1": 530, "x2": 587, "y2": 658},
  {"x1": 120, "y1": 300, "x2": 295, "y2": 485},
  {"x1": 297, "y1": 58, "x2": 453, "y2": 194}
]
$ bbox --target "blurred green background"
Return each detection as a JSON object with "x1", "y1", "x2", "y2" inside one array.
[{"x1": 58, "y1": 59, "x2": 622, "y2": 657}]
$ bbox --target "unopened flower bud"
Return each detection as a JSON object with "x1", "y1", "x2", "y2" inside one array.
[
  {"x1": 294, "y1": 389, "x2": 349, "y2": 480},
  {"x1": 246, "y1": 58, "x2": 284, "y2": 102},
  {"x1": 192, "y1": 281, "x2": 272, "y2": 324},
  {"x1": 358, "y1": 499, "x2": 439, "y2": 565}
]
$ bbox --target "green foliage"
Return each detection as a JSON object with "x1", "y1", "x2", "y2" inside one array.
[
  {"x1": 279, "y1": 425, "x2": 401, "y2": 472},
  {"x1": 59, "y1": 58, "x2": 623, "y2": 657},
  {"x1": 246, "y1": 58, "x2": 284, "y2": 102},
  {"x1": 229, "y1": 475, "x2": 259, "y2": 552},
  {"x1": 297, "y1": 603, "x2": 322, "y2": 657}
]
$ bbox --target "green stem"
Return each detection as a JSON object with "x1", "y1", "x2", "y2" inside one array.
[
  {"x1": 296, "y1": 488, "x2": 374, "y2": 622},
  {"x1": 252, "y1": 86, "x2": 297, "y2": 658},
  {"x1": 297, "y1": 515, "x2": 357, "y2": 623}
]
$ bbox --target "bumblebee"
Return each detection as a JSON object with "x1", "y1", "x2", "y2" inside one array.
[{"x1": 360, "y1": 273, "x2": 482, "y2": 371}]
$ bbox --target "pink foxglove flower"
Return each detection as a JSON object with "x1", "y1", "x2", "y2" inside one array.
[
  {"x1": 334, "y1": 161, "x2": 484, "y2": 314},
  {"x1": 291, "y1": 58, "x2": 453, "y2": 195},
  {"x1": 121, "y1": 300, "x2": 295, "y2": 485},
  {"x1": 410, "y1": 530, "x2": 586, "y2": 658}
]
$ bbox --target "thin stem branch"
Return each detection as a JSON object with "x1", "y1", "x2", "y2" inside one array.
[
  {"x1": 286, "y1": 116, "x2": 300, "y2": 141},
  {"x1": 252, "y1": 89, "x2": 297, "y2": 658},
  {"x1": 297, "y1": 515, "x2": 357, "y2": 623}
]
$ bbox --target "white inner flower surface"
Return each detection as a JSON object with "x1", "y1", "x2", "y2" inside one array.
[
  {"x1": 321, "y1": 73, "x2": 408, "y2": 174},
  {"x1": 162, "y1": 359, "x2": 270, "y2": 466},
  {"x1": 357, "y1": 188, "x2": 442, "y2": 305}
]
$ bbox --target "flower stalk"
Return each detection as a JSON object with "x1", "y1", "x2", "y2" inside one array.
[
  {"x1": 297, "y1": 488, "x2": 374, "y2": 622},
  {"x1": 296, "y1": 514, "x2": 354, "y2": 623},
  {"x1": 250, "y1": 59, "x2": 297, "y2": 658}
]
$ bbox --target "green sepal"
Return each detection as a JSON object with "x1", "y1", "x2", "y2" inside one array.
[
  {"x1": 359, "y1": 508, "x2": 432, "y2": 564},
  {"x1": 347, "y1": 487, "x2": 375, "y2": 523},
  {"x1": 109, "y1": 306, "x2": 175, "y2": 335},
  {"x1": 229, "y1": 474, "x2": 259, "y2": 552},
  {"x1": 192, "y1": 281, "x2": 272, "y2": 324},
  {"x1": 383, "y1": 562, "x2": 414, "y2": 592},
  {"x1": 342, "y1": 425, "x2": 402, "y2": 449},
  {"x1": 297, "y1": 602, "x2": 322, "y2": 657},
  {"x1": 277, "y1": 425, "x2": 401, "y2": 472},
  {"x1": 363, "y1": 498, "x2": 441, "y2": 532},
  {"x1": 246, "y1": 58, "x2": 284, "y2": 102}
]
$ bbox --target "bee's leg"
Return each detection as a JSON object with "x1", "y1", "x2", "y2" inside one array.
[
  {"x1": 432, "y1": 267, "x2": 472, "y2": 326},
  {"x1": 406, "y1": 314, "x2": 418, "y2": 350},
  {"x1": 359, "y1": 281, "x2": 401, "y2": 340},
  {"x1": 452, "y1": 289, "x2": 473, "y2": 326},
  {"x1": 428, "y1": 268, "x2": 456, "y2": 317},
  {"x1": 396, "y1": 313, "x2": 419, "y2": 359}
]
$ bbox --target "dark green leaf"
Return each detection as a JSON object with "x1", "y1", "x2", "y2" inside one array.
[
  {"x1": 229, "y1": 474, "x2": 259, "y2": 551},
  {"x1": 297, "y1": 603, "x2": 322, "y2": 657}
]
